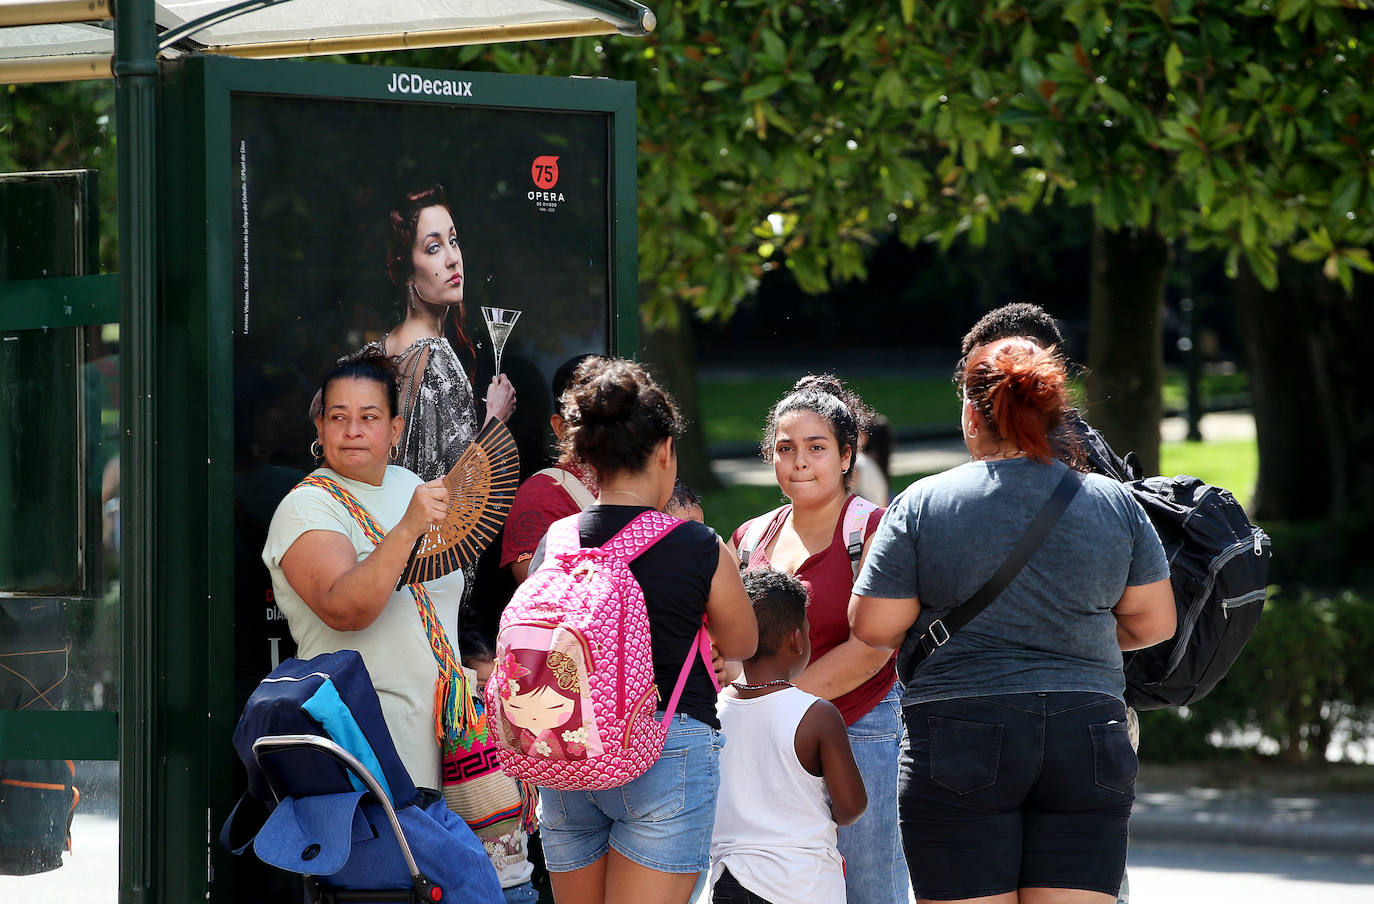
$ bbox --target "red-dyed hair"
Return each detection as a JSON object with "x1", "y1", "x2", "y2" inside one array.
[{"x1": 960, "y1": 338, "x2": 1067, "y2": 464}]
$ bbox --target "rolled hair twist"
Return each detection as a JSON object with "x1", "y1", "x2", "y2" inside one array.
[
  {"x1": 319, "y1": 349, "x2": 401, "y2": 419},
  {"x1": 762, "y1": 374, "x2": 872, "y2": 492},
  {"x1": 559, "y1": 357, "x2": 683, "y2": 480},
  {"x1": 960, "y1": 338, "x2": 1067, "y2": 464}
]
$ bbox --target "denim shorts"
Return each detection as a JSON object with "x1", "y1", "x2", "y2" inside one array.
[
  {"x1": 537, "y1": 713, "x2": 722, "y2": 874},
  {"x1": 898, "y1": 691, "x2": 1136, "y2": 900}
]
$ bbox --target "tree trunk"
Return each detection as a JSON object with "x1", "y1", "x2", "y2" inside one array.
[
  {"x1": 1309, "y1": 271, "x2": 1374, "y2": 532},
  {"x1": 1233, "y1": 263, "x2": 1331, "y2": 521},
  {"x1": 1085, "y1": 221, "x2": 1170, "y2": 477},
  {"x1": 637, "y1": 294, "x2": 723, "y2": 493}
]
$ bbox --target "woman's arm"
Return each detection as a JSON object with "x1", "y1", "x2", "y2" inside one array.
[
  {"x1": 704, "y1": 541, "x2": 758, "y2": 662},
  {"x1": 792, "y1": 532, "x2": 900, "y2": 700},
  {"x1": 1112, "y1": 578, "x2": 1176, "y2": 651},
  {"x1": 279, "y1": 479, "x2": 450, "y2": 632}
]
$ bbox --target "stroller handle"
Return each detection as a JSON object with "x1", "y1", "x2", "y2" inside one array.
[{"x1": 251, "y1": 733, "x2": 432, "y2": 895}]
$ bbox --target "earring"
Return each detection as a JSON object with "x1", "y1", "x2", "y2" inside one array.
[
  {"x1": 407, "y1": 283, "x2": 417, "y2": 310},
  {"x1": 310, "y1": 439, "x2": 323, "y2": 460},
  {"x1": 967, "y1": 424, "x2": 978, "y2": 439},
  {"x1": 390, "y1": 443, "x2": 400, "y2": 462}
]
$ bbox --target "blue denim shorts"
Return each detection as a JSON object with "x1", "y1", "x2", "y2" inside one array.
[
  {"x1": 537, "y1": 713, "x2": 722, "y2": 874},
  {"x1": 898, "y1": 691, "x2": 1135, "y2": 900}
]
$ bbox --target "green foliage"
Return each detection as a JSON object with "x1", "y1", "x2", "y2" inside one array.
[
  {"x1": 1141, "y1": 588, "x2": 1374, "y2": 764},
  {"x1": 375, "y1": 0, "x2": 1374, "y2": 325},
  {"x1": 0, "y1": 81, "x2": 118, "y2": 269}
]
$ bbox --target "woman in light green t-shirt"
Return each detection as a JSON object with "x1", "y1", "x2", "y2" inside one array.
[{"x1": 262, "y1": 352, "x2": 454, "y2": 788}]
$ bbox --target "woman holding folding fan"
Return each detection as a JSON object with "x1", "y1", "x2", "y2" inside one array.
[{"x1": 262, "y1": 351, "x2": 465, "y2": 792}]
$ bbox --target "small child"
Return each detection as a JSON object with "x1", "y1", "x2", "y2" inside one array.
[
  {"x1": 663, "y1": 482, "x2": 704, "y2": 523},
  {"x1": 709, "y1": 569, "x2": 867, "y2": 904},
  {"x1": 455, "y1": 634, "x2": 540, "y2": 904}
]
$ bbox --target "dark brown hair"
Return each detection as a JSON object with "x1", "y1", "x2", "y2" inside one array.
[
  {"x1": 385, "y1": 183, "x2": 475, "y2": 369},
  {"x1": 319, "y1": 349, "x2": 400, "y2": 419},
  {"x1": 560, "y1": 357, "x2": 683, "y2": 480},
  {"x1": 762, "y1": 374, "x2": 872, "y2": 492},
  {"x1": 959, "y1": 338, "x2": 1067, "y2": 464}
]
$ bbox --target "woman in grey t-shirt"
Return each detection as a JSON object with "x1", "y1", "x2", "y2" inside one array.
[{"x1": 849, "y1": 339, "x2": 1175, "y2": 904}]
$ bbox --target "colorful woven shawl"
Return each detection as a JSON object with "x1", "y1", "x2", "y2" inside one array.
[{"x1": 296, "y1": 474, "x2": 477, "y2": 750}]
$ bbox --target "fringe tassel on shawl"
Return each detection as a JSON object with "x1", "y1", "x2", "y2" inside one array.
[
  {"x1": 435, "y1": 662, "x2": 482, "y2": 750},
  {"x1": 517, "y1": 778, "x2": 539, "y2": 834}
]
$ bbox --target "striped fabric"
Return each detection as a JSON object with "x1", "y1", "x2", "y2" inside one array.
[{"x1": 296, "y1": 475, "x2": 477, "y2": 750}]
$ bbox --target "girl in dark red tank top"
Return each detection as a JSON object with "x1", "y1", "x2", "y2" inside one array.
[{"x1": 729, "y1": 374, "x2": 910, "y2": 904}]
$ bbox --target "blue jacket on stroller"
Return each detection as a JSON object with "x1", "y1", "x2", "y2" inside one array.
[{"x1": 221, "y1": 650, "x2": 503, "y2": 904}]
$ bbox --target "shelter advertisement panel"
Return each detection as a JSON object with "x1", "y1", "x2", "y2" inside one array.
[
  {"x1": 230, "y1": 81, "x2": 622, "y2": 693},
  {"x1": 154, "y1": 56, "x2": 636, "y2": 904}
]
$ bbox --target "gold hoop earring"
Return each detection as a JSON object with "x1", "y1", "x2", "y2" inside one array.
[
  {"x1": 310, "y1": 439, "x2": 323, "y2": 460},
  {"x1": 390, "y1": 444, "x2": 400, "y2": 462},
  {"x1": 967, "y1": 424, "x2": 978, "y2": 439}
]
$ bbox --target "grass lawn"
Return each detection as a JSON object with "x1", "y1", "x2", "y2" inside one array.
[
  {"x1": 698, "y1": 375, "x2": 959, "y2": 447},
  {"x1": 1159, "y1": 437, "x2": 1258, "y2": 510},
  {"x1": 701, "y1": 371, "x2": 1250, "y2": 447}
]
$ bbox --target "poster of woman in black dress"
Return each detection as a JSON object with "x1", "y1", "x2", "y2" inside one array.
[{"x1": 230, "y1": 87, "x2": 618, "y2": 706}]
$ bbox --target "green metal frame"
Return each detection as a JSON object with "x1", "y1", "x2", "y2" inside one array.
[
  {"x1": 155, "y1": 54, "x2": 637, "y2": 904},
  {"x1": 0, "y1": 274, "x2": 119, "y2": 329},
  {"x1": 0, "y1": 711, "x2": 119, "y2": 759},
  {"x1": 0, "y1": 176, "x2": 118, "y2": 764}
]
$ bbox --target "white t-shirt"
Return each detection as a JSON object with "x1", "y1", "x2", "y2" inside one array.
[
  {"x1": 262, "y1": 466, "x2": 464, "y2": 790},
  {"x1": 711, "y1": 686, "x2": 846, "y2": 904}
]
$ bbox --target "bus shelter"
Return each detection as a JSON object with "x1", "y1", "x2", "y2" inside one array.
[{"x1": 0, "y1": 2, "x2": 650, "y2": 900}]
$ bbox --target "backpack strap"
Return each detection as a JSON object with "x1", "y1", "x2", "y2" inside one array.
[
  {"x1": 535, "y1": 466, "x2": 597, "y2": 511},
  {"x1": 660, "y1": 622, "x2": 717, "y2": 728},
  {"x1": 600, "y1": 510, "x2": 684, "y2": 561},
  {"x1": 542, "y1": 514, "x2": 583, "y2": 561},
  {"x1": 841, "y1": 494, "x2": 881, "y2": 581},
  {"x1": 737, "y1": 505, "x2": 789, "y2": 570}
]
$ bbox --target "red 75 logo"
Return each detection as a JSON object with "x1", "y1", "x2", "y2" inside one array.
[{"x1": 531, "y1": 156, "x2": 560, "y2": 190}]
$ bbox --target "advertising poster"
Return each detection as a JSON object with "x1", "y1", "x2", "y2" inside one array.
[{"x1": 229, "y1": 82, "x2": 617, "y2": 717}]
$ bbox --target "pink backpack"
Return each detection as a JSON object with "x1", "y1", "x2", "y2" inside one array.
[{"x1": 485, "y1": 510, "x2": 716, "y2": 791}]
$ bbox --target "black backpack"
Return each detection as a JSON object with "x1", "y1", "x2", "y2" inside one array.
[{"x1": 1068, "y1": 414, "x2": 1272, "y2": 710}]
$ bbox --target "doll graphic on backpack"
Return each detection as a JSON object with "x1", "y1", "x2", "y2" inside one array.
[{"x1": 491, "y1": 626, "x2": 604, "y2": 763}]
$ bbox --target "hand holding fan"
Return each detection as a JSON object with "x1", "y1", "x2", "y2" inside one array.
[{"x1": 397, "y1": 418, "x2": 520, "y2": 588}]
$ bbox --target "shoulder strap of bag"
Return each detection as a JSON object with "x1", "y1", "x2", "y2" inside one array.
[
  {"x1": 297, "y1": 475, "x2": 388, "y2": 545},
  {"x1": 737, "y1": 505, "x2": 789, "y2": 569},
  {"x1": 842, "y1": 495, "x2": 881, "y2": 580},
  {"x1": 659, "y1": 622, "x2": 719, "y2": 728},
  {"x1": 602, "y1": 509, "x2": 684, "y2": 561},
  {"x1": 534, "y1": 466, "x2": 597, "y2": 511},
  {"x1": 900, "y1": 468, "x2": 1083, "y2": 677}
]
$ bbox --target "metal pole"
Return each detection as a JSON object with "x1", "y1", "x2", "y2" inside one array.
[
  {"x1": 115, "y1": 0, "x2": 157, "y2": 902},
  {"x1": 1180, "y1": 296, "x2": 1203, "y2": 442}
]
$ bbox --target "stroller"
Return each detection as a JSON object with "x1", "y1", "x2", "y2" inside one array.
[{"x1": 221, "y1": 651, "x2": 503, "y2": 904}]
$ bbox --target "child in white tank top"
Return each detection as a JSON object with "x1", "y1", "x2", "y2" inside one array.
[{"x1": 710, "y1": 569, "x2": 867, "y2": 904}]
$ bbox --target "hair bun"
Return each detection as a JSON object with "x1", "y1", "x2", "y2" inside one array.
[{"x1": 794, "y1": 373, "x2": 845, "y2": 397}]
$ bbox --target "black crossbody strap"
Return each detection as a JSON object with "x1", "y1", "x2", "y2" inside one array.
[{"x1": 900, "y1": 467, "x2": 1083, "y2": 677}]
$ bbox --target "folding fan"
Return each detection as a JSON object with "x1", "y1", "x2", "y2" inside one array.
[{"x1": 396, "y1": 419, "x2": 520, "y2": 588}]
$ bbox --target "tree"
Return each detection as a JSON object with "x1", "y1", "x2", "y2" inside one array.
[{"x1": 415, "y1": 1, "x2": 1372, "y2": 498}]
